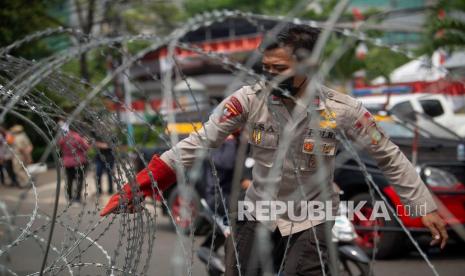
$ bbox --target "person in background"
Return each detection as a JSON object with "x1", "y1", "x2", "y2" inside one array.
[
  {"x1": 0, "y1": 127, "x2": 19, "y2": 187},
  {"x1": 0, "y1": 133, "x2": 4, "y2": 186},
  {"x1": 201, "y1": 130, "x2": 253, "y2": 254},
  {"x1": 9, "y1": 124, "x2": 33, "y2": 185},
  {"x1": 204, "y1": 133, "x2": 239, "y2": 216},
  {"x1": 92, "y1": 130, "x2": 115, "y2": 195},
  {"x1": 0, "y1": 127, "x2": 8, "y2": 186},
  {"x1": 57, "y1": 121, "x2": 90, "y2": 203}
]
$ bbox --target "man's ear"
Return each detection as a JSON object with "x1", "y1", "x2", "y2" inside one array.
[{"x1": 294, "y1": 48, "x2": 311, "y2": 61}]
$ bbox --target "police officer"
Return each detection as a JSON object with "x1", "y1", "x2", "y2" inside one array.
[{"x1": 101, "y1": 24, "x2": 448, "y2": 275}]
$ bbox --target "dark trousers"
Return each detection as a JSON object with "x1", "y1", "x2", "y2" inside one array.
[
  {"x1": 95, "y1": 158, "x2": 114, "y2": 194},
  {"x1": 0, "y1": 163, "x2": 4, "y2": 184},
  {"x1": 0, "y1": 160, "x2": 18, "y2": 186},
  {"x1": 201, "y1": 230, "x2": 226, "y2": 251},
  {"x1": 225, "y1": 221, "x2": 330, "y2": 276},
  {"x1": 65, "y1": 165, "x2": 86, "y2": 201}
]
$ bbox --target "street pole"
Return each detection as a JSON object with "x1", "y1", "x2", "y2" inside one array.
[{"x1": 123, "y1": 44, "x2": 135, "y2": 147}]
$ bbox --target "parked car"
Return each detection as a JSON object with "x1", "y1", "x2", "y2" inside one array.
[
  {"x1": 334, "y1": 112, "x2": 465, "y2": 258},
  {"x1": 358, "y1": 93, "x2": 465, "y2": 136}
]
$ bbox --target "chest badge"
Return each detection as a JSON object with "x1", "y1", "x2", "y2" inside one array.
[
  {"x1": 252, "y1": 128, "x2": 263, "y2": 144},
  {"x1": 302, "y1": 138, "x2": 336, "y2": 156},
  {"x1": 302, "y1": 139, "x2": 315, "y2": 154},
  {"x1": 319, "y1": 110, "x2": 337, "y2": 129}
]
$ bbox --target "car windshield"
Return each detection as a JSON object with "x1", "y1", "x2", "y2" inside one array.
[
  {"x1": 363, "y1": 100, "x2": 461, "y2": 140},
  {"x1": 377, "y1": 116, "x2": 460, "y2": 140},
  {"x1": 411, "y1": 113, "x2": 461, "y2": 140},
  {"x1": 377, "y1": 120, "x2": 415, "y2": 138}
]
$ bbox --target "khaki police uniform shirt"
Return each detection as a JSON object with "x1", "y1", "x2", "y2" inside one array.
[{"x1": 160, "y1": 83, "x2": 437, "y2": 236}]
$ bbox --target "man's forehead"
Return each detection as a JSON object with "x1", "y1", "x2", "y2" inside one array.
[{"x1": 262, "y1": 47, "x2": 293, "y2": 64}]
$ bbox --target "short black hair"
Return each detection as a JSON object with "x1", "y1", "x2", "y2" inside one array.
[{"x1": 260, "y1": 23, "x2": 320, "y2": 58}]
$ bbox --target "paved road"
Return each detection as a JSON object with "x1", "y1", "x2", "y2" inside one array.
[{"x1": 1, "y1": 169, "x2": 464, "y2": 275}]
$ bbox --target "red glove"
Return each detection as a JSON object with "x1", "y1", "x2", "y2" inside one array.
[{"x1": 100, "y1": 155, "x2": 176, "y2": 216}]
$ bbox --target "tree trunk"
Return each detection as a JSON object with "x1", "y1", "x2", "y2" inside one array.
[
  {"x1": 79, "y1": 52, "x2": 89, "y2": 82},
  {"x1": 74, "y1": 0, "x2": 96, "y2": 82}
]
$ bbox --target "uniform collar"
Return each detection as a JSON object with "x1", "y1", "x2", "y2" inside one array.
[
  {"x1": 268, "y1": 93, "x2": 325, "y2": 110},
  {"x1": 267, "y1": 93, "x2": 326, "y2": 125}
]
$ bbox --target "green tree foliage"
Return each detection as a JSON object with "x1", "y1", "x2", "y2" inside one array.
[
  {"x1": 364, "y1": 47, "x2": 410, "y2": 81},
  {"x1": 424, "y1": 0, "x2": 465, "y2": 53},
  {"x1": 183, "y1": 0, "x2": 302, "y2": 16},
  {"x1": 121, "y1": 1, "x2": 183, "y2": 35},
  {"x1": 0, "y1": 0, "x2": 62, "y2": 59},
  {"x1": 325, "y1": 39, "x2": 409, "y2": 83}
]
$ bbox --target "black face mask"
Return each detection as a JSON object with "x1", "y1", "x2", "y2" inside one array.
[{"x1": 263, "y1": 71, "x2": 305, "y2": 98}]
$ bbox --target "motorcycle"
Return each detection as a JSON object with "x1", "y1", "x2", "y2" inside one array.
[{"x1": 197, "y1": 199, "x2": 372, "y2": 276}]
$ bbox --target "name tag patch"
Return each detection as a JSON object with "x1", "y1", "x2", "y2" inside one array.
[{"x1": 305, "y1": 128, "x2": 336, "y2": 139}]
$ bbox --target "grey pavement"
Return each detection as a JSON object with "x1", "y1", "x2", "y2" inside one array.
[{"x1": 0, "y1": 169, "x2": 464, "y2": 275}]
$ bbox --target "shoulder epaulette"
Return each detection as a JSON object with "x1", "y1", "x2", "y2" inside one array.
[{"x1": 322, "y1": 87, "x2": 359, "y2": 108}]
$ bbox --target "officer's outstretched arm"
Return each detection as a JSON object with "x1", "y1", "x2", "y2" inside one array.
[
  {"x1": 101, "y1": 88, "x2": 249, "y2": 216},
  {"x1": 346, "y1": 102, "x2": 436, "y2": 214},
  {"x1": 346, "y1": 102, "x2": 447, "y2": 249}
]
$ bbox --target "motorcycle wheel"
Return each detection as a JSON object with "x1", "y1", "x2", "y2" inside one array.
[
  {"x1": 208, "y1": 268, "x2": 223, "y2": 276},
  {"x1": 168, "y1": 185, "x2": 204, "y2": 235},
  {"x1": 350, "y1": 193, "x2": 406, "y2": 259},
  {"x1": 339, "y1": 259, "x2": 371, "y2": 276}
]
